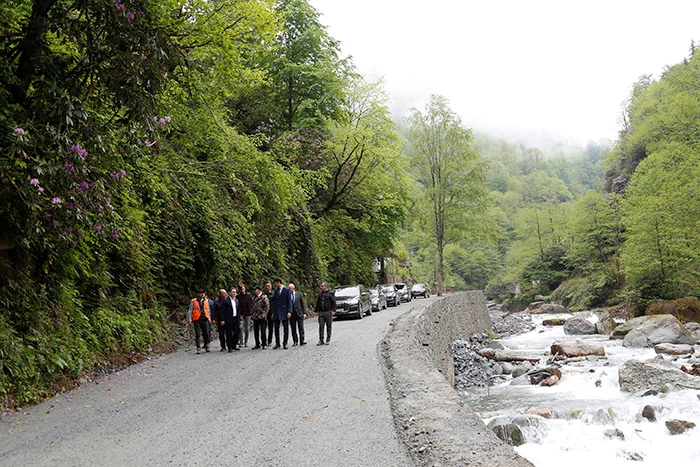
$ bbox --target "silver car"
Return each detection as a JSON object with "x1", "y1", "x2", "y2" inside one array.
[
  {"x1": 370, "y1": 287, "x2": 387, "y2": 311},
  {"x1": 380, "y1": 284, "x2": 400, "y2": 307},
  {"x1": 393, "y1": 282, "x2": 411, "y2": 303}
]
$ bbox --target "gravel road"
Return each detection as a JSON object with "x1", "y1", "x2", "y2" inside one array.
[{"x1": 1, "y1": 303, "x2": 415, "y2": 466}]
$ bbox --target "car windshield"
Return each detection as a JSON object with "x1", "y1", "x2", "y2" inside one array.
[
  {"x1": 335, "y1": 286, "x2": 359, "y2": 297},
  {"x1": 412, "y1": 284, "x2": 424, "y2": 290},
  {"x1": 370, "y1": 289, "x2": 378, "y2": 297},
  {"x1": 382, "y1": 286, "x2": 394, "y2": 293},
  {"x1": 394, "y1": 283, "x2": 405, "y2": 289}
]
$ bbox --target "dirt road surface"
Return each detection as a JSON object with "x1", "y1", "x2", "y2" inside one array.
[{"x1": 0, "y1": 301, "x2": 420, "y2": 466}]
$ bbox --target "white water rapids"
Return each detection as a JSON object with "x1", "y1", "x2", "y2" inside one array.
[{"x1": 459, "y1": 313, "x2": 700, "y2": 466}]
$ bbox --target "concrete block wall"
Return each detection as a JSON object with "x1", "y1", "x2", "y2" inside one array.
[
  {"x1": 380, "y1": 292, "x2": 533, "y2": 466},
  {"x1": 413, "y1": 290, "x2": 492, "y2": 386}
]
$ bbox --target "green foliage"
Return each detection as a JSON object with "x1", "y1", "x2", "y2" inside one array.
[
  {"x1": 518, "y1": 245, "x2": 572, "y2": 301},
  {"x1": 621, "y1": 142, "x2": 700, "y2": 303},
  {"x1": 407, "y1": 94, "x2": 489, "y2": 295},
  {"x1": 0, "y1": 0, "x2": 409, "y2": 407}
]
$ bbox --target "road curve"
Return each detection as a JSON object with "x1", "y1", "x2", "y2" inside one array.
[{"x1": 0, "y1": 301, "x2": 417, "y2": 466}]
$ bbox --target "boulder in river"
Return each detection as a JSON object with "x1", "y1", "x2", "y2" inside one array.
[
  {"x1": 563, "y1": 316, "x2": 597, "y2": 335},
  {"x1": 524, "y1": 407, "x2": 551, "y2": 419},
  {"x1": 490, "y1": 423, "x2": 524, "y2": 446},
  {"x1": 595, "y1": 310, "x2": 618, "y2": 335},
  {"x1": 654, "y1": 343, "x2": 695, "y2": 356},
  {"x1": 618, "y1": 358, "x2": 700, "y2": 393},
  {"x1": 529, "y1": 303, "x2": 568, "y2": 314},
  {"x1": 543, "y1": 317, "x2": 566, "y2": 326},
  {"x1": 611, "y1": 314, "x2": 698, "y2": 347},
  {"x1": 499, "y1": 361, "x2": 515, "y2": 375},
  {"x1": 527, "y1": 366, "x2": 562, "y2": 386},
  {"x1": 551, "y1": 340, "x2": 606, "y2": 357},
  {"x1": 646, "y1": 297, "x2": 700, "y2": 323},
  {"x1": 641, "y1": 405, "x2": 657, "y2": 422},
  {"x1": 666, "y1": 419, "x2": 696, "y2": 435},
  {"x1": 487, "y1": 414, "x2": 549, "y2": 445},
  {"x1": 604, "y1": 428, "x2": 625, "y2": 440}
]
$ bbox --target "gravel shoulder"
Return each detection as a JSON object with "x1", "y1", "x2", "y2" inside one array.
[
  {"x1": 381, "y1": 296, "x2": 534, "y2": 467},
  {"x1": 0, "y1": 305, "x2": 413, "y2": 466}
]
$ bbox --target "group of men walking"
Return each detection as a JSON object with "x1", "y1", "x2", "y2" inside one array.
[{"x1": 187, "y1": 279, "x2": 337, "y2": 353}]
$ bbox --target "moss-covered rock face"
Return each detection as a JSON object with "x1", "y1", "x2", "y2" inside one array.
[{"x1": 645, "y1": 297, "x2": 700, "y2": 323}]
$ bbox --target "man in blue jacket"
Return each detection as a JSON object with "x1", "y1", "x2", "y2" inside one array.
[{"x1": 272, "y1": 277, "x2": 293, "y2": 349}]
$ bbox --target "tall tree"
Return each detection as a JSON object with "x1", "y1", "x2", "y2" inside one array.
[
  {"x1": 408, "y1": 95, "x2": 488, "y2": 295},
  {"x1": 269, "y1": 0, "x2": 351, "y2": 130}
]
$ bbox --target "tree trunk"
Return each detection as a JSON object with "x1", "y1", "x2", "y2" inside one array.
[{"x1": 437, "y1": 236, "x2": 444, "y2": 296}]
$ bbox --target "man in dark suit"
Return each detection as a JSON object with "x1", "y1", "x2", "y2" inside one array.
[
  {"x1": 288, "y1": 283, "x2": 307, "y2": 346},
  {"x1": 272, "y1": 277, "x2": 293, "y2": 349},
  {"x1": 212, "y1": 289, "x2": 229, "y2": 351},
  {"x1": 216, "y1": 288, "x2": 240, "y2": 352}
]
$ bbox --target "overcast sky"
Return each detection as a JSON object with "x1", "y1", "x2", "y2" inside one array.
[{"x1": 309, "y1": 0, "x2": 700, "y2": 145}]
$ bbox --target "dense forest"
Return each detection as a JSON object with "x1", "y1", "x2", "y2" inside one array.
[
  {"x1": 405, "y1": 45, "x2": 700, "y2": 315},
  {"x1": 1, "y1": 0, "x2": 698, "y2": 407}
]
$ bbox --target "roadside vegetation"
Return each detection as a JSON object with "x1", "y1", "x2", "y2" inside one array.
[{"x1": 2, "y1": 1, "x2": 698, "y2": 408}]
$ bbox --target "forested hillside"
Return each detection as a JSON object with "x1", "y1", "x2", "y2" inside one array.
[
  {"x1": 0, "y1": 0, "x2": 407, "y2": 406},
  {"x1": 404, "y1": 46, "x2": 700, "y2": 318},
  {"x1": 2, "y1": 0, "x2": 699, "y2": 408}
]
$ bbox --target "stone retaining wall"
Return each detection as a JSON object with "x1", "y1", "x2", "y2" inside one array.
[
  {"x1": 413, "y1": 291, "x2": 493, "y2": 387},
  {"x1": 380, "y1": 292, "x2": 534, "y2": 466}
]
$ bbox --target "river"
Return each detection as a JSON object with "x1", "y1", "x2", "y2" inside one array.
[{"x1": 458, "y1": 312, "x2": 700, "y2": 466}]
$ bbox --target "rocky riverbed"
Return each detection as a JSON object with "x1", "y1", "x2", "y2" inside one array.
[
  {"x1": 453, "y1": 304, "x2": 700, "y2": 467},
  {"x1": 453, "y1": 303, "x2": 537, "y2": 390}
]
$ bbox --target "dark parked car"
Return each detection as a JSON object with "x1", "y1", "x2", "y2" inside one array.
[
  {"x1": 370, "y1": 286, "x2": 387, "y2": 312},
  {"x1": 334, "y1": 285, "x2": 372, "y2": 319},
  {"x1": 411, "y1": 283, "x2": 430, "y2": 298},
  {"x1": 380, "y1": 284, "x2": 400, "y2": 307},
  {"x1": 394, "y1": 282, "x2": 411, "y2": 303}
]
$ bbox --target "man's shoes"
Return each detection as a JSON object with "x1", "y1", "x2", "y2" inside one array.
[
  {"x1": 228, "y1": 349, "x2": 233, "y2": 353},
  {"x1": 196, "y1": 348, "x2": 201, "y2": 354},
  {"x1": 317, "y1": 341, "x2": 324, "y2": 346},
  {"x1": 283, "y1": 345, "x2": 288, "y2": 349},
  {"x1": 234, "y1": 347, "x2": 240, "y2": 351},
  {"x1": 205, "y1": 346, "x2": 210, "y2": 352},
  {"x1": 252, "y1": 345, "x2": 260, "y2": 349},
  {"x1": 220, "y1": 347, "x2": 226, "y2": 352},
  {"x1": 273, "y1": 345, "x2": 280, "y2": 349},
  {"x1": 325, "y1": 341, "x2": 330, "y2": 345},
  {"x1": 292, "y1": 342, "x2": 298, "y2": 346},
  {"x1": 300, "y1": 341, "x2": 307, "y2": 346}
]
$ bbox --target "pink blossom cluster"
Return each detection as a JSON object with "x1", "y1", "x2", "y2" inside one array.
[
  {"x1": 74, "y1": 181, "x2": 90, "y2": 195},
  {"x1": 114, "y1": 1, "x2": 145, "y2": 21},
  {"x1": 110, "y1": 169, "x2": 127, "y2": 180},
  {"x1": 30, "y1": 177, "x2": 44, "y2": 193},
  {"x1": 70, "y1": 144, "x2": 88, "y2": 160},
  {"x1": 152, "y1": 115, "x2": 172, "y2": 127},
  {"x1": 14, "y1": 127, "x2": 25, "y2": 135}
]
